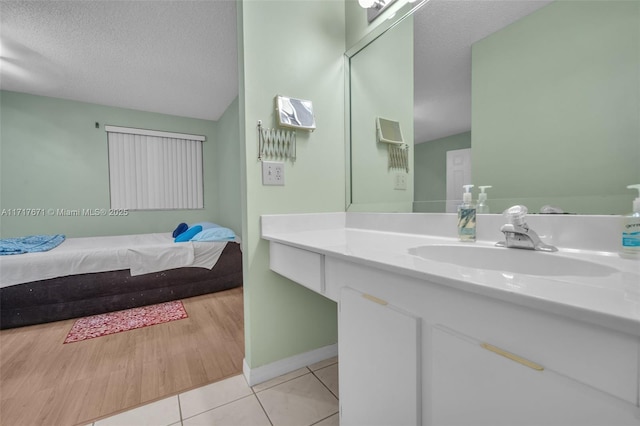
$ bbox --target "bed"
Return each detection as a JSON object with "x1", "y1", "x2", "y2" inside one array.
[{"x1": 0, "y1": 233, "x2": 242, "y2": 329}]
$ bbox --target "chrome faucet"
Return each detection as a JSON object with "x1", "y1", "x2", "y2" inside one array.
[{"x1": 496, "y1": 205, "x2": 558, "y2": 252}]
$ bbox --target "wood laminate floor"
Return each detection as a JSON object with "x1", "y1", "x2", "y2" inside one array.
[{"x1": 0, "y1": 287, "x2": 244, "y2": 426}]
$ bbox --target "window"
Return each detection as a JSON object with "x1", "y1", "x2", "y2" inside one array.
[{"x1": 106, "y1": 126, "x2": 204, "y2": 210}]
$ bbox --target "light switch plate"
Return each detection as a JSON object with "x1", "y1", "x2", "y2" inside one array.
[{"x1": 262, "y1": 161, "x2": 285, "y2": 186}]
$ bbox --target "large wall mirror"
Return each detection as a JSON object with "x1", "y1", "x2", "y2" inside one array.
[{"x1": 348, "y1": 0, "x2": 639, "y2": 215}]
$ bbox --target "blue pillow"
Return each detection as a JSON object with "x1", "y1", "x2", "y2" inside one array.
[
  {"x1": 174, "y1": 225, "x2": 202, "y2": 242},
  {"x1": 172, "y1": 222, "x2": 189, "y2": 238},
  {"x1": 191, "y1": 222, "x2": 221, "y2": 230},
  {"x1": 190, "y1": 227, "x2": 236, "y2": 242}
]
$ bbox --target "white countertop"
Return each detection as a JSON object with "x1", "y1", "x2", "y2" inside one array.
[{"x1": 261, "y1": 212, "x2": 640, "y2": 337}]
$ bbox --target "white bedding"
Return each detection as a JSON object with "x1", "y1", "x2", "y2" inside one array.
[{"x1": 0, "y1": 233, "x2": 235, "y2": 288}]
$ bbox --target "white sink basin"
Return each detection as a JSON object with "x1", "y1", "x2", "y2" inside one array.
[{"x1": 408, "y1": 245, "x2": 618, "y2": 277}]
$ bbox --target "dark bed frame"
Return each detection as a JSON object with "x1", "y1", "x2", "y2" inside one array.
[{"x1": 0, "y1": 242, "x2": 242, "y2": 330}]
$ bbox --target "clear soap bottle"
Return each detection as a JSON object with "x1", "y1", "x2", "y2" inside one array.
[
  {"x1": 621, "y1": 184, "x2": 640, "y2": 259},
  {"x1": 477, "y1": 186, "x2": 492, "y2": 214},
  {"x1": 457, "y1": 184, "x2": 476, "y2": 242}
]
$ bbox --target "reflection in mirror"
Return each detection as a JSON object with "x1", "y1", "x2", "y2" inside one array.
[
  {"x1": 349, "y1": 12, "x2": 414, "y2": 212},
  {"x1": 349, "y1": 0, "x2": 640, "y2": 215},
  {"x1": 377, "y1": 117, "x2": 405, "y2": 145}
]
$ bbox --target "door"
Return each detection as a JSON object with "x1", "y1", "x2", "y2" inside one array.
[
  {"x1": 339, "y1": 287, "x2": 421, "y2": 426},
  {"x1": 430, "y1": 325, "x2": 639, "y2": 426}
]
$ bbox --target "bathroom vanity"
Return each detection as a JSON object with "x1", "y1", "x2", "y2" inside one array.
[{"x1": 261, "y1": 212, "x2": 640, "y2": 426}]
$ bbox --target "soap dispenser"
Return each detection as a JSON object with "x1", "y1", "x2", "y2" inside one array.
[
  {"x1": 457, "y1": 184, "x2": 476, "y2": 242},
  {"x1": 621, "y1": 184, "x2": 640, "y2": 258},
  {"x1": 477, "y1": 186, "x2": 492, "y2": 214}
]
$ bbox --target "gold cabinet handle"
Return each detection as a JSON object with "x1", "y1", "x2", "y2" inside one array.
[
  {"x1": 362, "y1": 293, "x2": 388, "y2": 306},
  {"x1": 481, "y1": 343, "x2": 544, "y2": 371}
]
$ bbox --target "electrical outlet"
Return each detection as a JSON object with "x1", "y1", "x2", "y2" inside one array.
[
  {"x1": 394, "y1": 173, "x2": 407, "y2": 190},
  {"x1": 262, "y1": 161, "x2": 285, "y2": 186}
]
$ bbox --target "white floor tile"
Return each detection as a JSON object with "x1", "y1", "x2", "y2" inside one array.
[
  {"x1": 314, "y1": 363, "x2": 339, "y2": 398},
  {"x1": 252, "y1": 367, "x2": 310, "y2": 393},
  {"x1": 308, "y1": 357, "x2": 338, "y2": 372},
  {"x1": 183, "y1": 394, "x2": 270, "y2": 426},
  {"x1": 179, "y1": 374, "x2": 253, "y2": 419},
  {"x1": 94, "y1": 396, "x2": 180, "y2": 426},
  {"x1": 313, "y1": 413, "x2": 340, "y2": 426},
  {"x1": 256, "y1": 373, "x2": 338, "y2": 426}
]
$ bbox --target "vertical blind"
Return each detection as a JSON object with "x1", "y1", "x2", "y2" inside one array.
[{"x1": 106, "y1": 126, "x2": 204, "y2": 210}]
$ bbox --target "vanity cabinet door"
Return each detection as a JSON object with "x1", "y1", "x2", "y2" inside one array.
[
  {"x1": 430, "y1": 326, "x2": 640, "y2": 426},
  {"x1": 339, "y1": 287, "x2": 421, "y2": 426}
]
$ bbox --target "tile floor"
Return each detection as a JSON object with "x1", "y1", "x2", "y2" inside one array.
[{"x1": 90, "y1": 357, "x2": 339, "y2": 426}]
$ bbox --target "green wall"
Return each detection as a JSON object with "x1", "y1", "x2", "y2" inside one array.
[
  {"x1": 414, "y1": 132, "x2": 471, "y2": 213},
  {"x1": 349, "y1": 13, "x2": 414, "y2": 212},
  {"x1": 0, "y1": 90, "x2": 230, "y2": 238},
  {"x1": 239, "y1": 0, "x2": 345, "y2": 369},
  {"x1": 472, "y1": 0, "x2": 640, "y2": 215},
  {"x1": 215, "y1": 96, "x2": 242, "y2": 237}
]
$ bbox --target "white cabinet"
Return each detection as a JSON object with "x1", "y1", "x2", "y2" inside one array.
[
  {"x1": 268, "y1": 246, "x2": 640, "y2": 425},
  {"x1": 430, "y1": 325, "x2": 640, "y2": 426},
  {"x1": 339, "y1": 287, "x2": 421, "y2": 426}
]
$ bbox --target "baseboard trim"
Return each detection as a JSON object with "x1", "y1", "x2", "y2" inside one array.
[{"x1": 243, "y1": 343, "x2": 338, "y2": 386}]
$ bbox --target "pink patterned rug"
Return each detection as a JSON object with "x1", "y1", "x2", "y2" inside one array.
[{"x1": 63, "y1": 301, "x2": 188, "y2": 344}]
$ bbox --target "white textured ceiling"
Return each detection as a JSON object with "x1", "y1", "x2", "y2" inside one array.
[
  {"x1": 414, "y1": 0, "x2": 553, "y2": 144},
  {"x1": 0, "y1": 0, "x2": 238, "y2": 121}
]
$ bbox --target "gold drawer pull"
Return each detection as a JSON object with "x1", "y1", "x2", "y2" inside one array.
[
  {"x1": 362, "y1": 293, "x2": 388, "y2": 306},
  {"x1": 481, "y1": 343, "x2": 544, "y2": 371}
]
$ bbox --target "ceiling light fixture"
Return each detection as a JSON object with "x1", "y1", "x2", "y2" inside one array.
[
  {"x1": 359, "y1": 0, "x2": 397, "y2": 22},
  {"x1": 358, "y1": 0, "x2": 386, "y2": 10}
]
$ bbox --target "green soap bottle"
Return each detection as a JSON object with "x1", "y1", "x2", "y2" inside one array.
[{"x1": 457, "y1": 184, "x2": 476, "y2": 242}]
